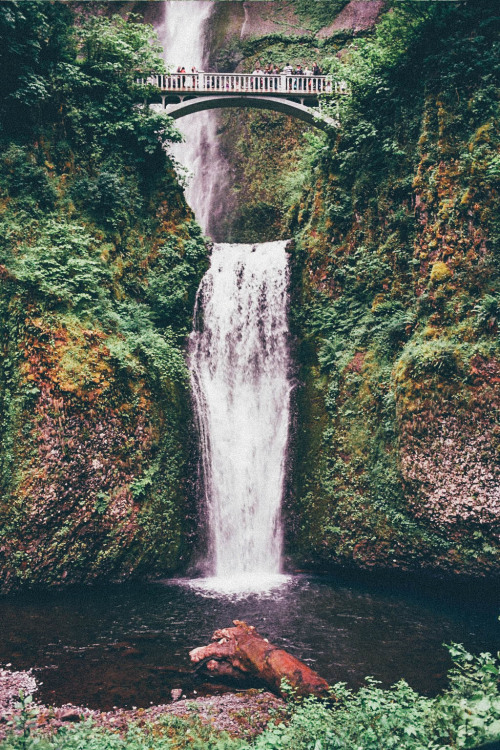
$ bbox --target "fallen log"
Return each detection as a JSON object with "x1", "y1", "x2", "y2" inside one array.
[{"x1": 189, "y1": 620, "x2": 330, "y2": 698}]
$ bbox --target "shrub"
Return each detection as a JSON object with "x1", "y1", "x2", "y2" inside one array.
[
  {"x1": 396, "y1": 338, "x2": 462, "y2": 379},
  {"x1": 10, "y1": 219, "x2": 111, "y2": 313},
  {"x1": 1, "y1": 146, "x2": 57, "y2": 212},
  {"x1": 474, "y1": 294, "x2": 499, "y2": 332},
  {"x1": 70, "y1": 171, "x2": 142, "y2": 230}
]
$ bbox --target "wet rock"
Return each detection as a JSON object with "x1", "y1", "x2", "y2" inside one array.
[{"x1": 59, "y1": 709, "x2": 81, "y2": 722}]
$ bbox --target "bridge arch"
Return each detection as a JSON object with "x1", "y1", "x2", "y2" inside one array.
[{"x1": 162, "y1": 95, "x2": 337, "y2": 131}]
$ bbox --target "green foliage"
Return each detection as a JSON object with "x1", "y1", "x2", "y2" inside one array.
[
  {"x1": 0, "y1": 713, "x2": 243, "y2": 750},
  {"x1": 474, "y1": 294, "x2": 500, "y2": 333},
  {"x1": 292, "y1": 0, "x2": 350, "y2": 33},
  {"x1": 252, "y1": 646, "x2": 500, "y2": 750},
  {"x1": 0, "y1": 1, "x2": 74, "y2": 136},
  {"x1": 145, "y1": 230, "x2": 209, "y2": 334},
  {"x1": 69, "y1": 171, "x2": 143, "y2": 230},
  {"x1": 5, "y1": 692, "x2": 39, "y2": 750},
  {"x1": 0, "y1": 4, "x2": 180, "y2": 161},
  {"x1": 5, "y1": 219, "x2": 111, "y2": 314},
  {"x1": 1, "y1": 145, "x2": 57, "y2": 212},
  {"x1": 0, "y1": 5, "x2": 208, "y2": 589},
  {"x1": 59, "y1": 13, "x2": 179, "y2": 162}
]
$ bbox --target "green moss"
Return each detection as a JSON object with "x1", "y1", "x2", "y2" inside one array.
[{"x1": 430, "y1": 261, "x2": 452, "y2": 284}]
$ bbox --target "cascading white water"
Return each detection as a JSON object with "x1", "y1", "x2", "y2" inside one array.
[
  {"x1": 156, "y1": 2, "x2": 228, "y2": 236},
  {"x1": 157, "y1": 3, "x2": 292, "y2": 592},
  {"x1": 188, "y1": 242, "x2": 292, "y2": 590}
]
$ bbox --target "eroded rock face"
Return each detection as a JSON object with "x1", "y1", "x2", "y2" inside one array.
[
  {"x1": 237, "y1": 2, "x2": 312, "y2": 39},
  {"x1": 0, "y1": 317, "x2": 172, "y2": 591},
  {"x1": 318, "y1": 0, "x2": 385, "y2": 37},
  {"x1": 190, "y1": 621, "x2": 330, "y2": 698},
  {"x1": 397, "y1": 357, "x2": 500, "y2": 533},
  {"x1": 286, "y1": 3, "x2": 500, "y2": 577}
]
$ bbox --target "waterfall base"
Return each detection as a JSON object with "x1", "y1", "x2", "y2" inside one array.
[{"x1": 175, "y1": 573, "x2": 291, "y2": 598}]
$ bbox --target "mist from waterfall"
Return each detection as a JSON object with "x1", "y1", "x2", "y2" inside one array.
[
  {"x1": 156, "y1": 1, "x2": 228, "y2": 237},
  {"x1": 188, "y1": 242, "x2": 292, "y2": 593}
]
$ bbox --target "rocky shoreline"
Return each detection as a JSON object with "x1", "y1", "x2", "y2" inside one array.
[{"x1": 0, "y1": 666, "x2": 286, "y2": 740}]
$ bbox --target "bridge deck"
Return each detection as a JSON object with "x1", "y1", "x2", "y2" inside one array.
[{"x1": 142, "y1": 73, "x2": 348, "y2": 100}]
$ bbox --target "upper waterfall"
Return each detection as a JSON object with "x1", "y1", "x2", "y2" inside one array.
[
  {"x1": 156, "y1": 1, "x2": 229, "y2": 237},
  {"x1": 188, "y1": 242, "x2": 292, "y2": 591}
]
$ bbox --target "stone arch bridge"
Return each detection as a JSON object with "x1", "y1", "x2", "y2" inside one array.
[{"x1": 141, "y1": 73, "x2": 348, "y2": 129}]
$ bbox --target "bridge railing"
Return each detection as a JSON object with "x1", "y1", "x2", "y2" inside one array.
[{"x1": 139, "y1": 72, "x2": 349, "y2": 96}]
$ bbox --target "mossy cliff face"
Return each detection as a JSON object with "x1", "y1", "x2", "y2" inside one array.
[
  {"x1": 1, "y1": 2, "x2": 498, "y2": 590},
  {"x1": 286, "y1": 2, "x2": 500, "y2": 576},
  {"x1": 0, "y1": 6, "x2": 208, "y2": 591},
  {"x1": 203, "y1": 1, "x2": 366, "y2": 243},
  {"x1": 0, "y1": 217, "x2": 205, "y2": 591}
]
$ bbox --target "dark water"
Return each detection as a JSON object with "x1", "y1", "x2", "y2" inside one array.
[{"x1": 0, "y1": 575, "x2": 498, "y2": 710}]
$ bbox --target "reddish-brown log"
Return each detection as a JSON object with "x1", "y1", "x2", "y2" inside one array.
[{"x1": 189, "y1": 620, "x2": 330, "y2": 698}]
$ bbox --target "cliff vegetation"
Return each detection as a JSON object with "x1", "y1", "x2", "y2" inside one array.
[
  {"x1": 285, "y1": 1, "x2": 500, "y2": 576},
  {"x1": 0, "y1": 3, "x2": 207, "y2": 591}
]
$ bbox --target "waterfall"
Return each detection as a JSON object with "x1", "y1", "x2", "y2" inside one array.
[
  {"x1": 188, "y1": 242, "x2": 292, "y2": 591},
  {"x1": 157, "y1": 3, "x2": 293, "y2": 592},
  {"x1": 156, "y1": 1, "x2": 228, "y2": 237}
]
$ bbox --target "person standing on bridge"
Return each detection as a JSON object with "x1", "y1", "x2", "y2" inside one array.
[
  {"x1": 293, "y1": 63, "x2": 304, "y2": 91},
  {"x1": 252, "y1": 65, "x2": 263, "y2": 90},
  {"x1": 282, "y1": 62, "x2": 293, "y2": 91},
  {"x1": 304, "y1": 64, "x2": 313, "y2": 91},
  {"x1": 273, "y1": 64, "x2": 280, "y2": 90}
]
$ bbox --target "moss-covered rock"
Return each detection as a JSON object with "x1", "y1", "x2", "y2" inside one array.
[{"x1": 0, "y1": 6, "x2": 208, "y2": 591}]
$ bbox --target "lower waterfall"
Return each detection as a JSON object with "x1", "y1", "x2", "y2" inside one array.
[{"x1": 188, "y1": 242, "x2": 292, "y2": 590}]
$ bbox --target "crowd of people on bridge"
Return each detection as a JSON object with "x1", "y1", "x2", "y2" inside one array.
[
  {"x1": 250, "y1": 61, "x2": 324, "y2": 90},
  {"x1": 252, "y1": 61, "x2": 323, "y2": 77},
  {"x1": 168, "y1": 61, "x2": 325, "y2": 91}
]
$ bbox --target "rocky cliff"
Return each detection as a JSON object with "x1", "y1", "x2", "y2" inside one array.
[
  {"x1": 0, "y1": 5, "x2": 207, "y2": 591},
  {"x1": 285, "y1": 1, "x2": 500, "y2": 575}
]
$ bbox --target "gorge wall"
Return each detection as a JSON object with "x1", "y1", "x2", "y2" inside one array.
[
  {"x1": 0, "y1": 5, "x2": 207, "y2": 590},
  {"x1": 285, "y1": 2, "x2": 500, "y2": 576},
  {"x1": 170, "y1": 0, "x2": 500, "y2": 576}
]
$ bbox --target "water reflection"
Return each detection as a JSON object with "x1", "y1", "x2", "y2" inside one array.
[{"x1": 0, "y1": 575, "x2": 497, "y2": 709}]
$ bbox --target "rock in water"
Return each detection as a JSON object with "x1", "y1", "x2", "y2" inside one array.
[{"x1": 189, "y1": 621, "x2": 330, "y2": 698}]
